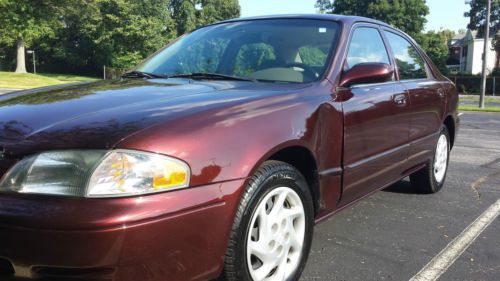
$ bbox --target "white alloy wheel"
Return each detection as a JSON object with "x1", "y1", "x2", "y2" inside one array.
[
  {"x1": 434, "y1": 133, "x2": 448, "y2": 183},
  {"x1": 246, "y1": 186, "x2": 306, "y2": 281}
]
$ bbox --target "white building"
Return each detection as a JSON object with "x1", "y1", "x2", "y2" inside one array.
[{"x1": 448, "y1": 29, "x2": 499, "y2": 74}]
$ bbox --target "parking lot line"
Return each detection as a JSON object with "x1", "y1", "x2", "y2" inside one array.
[{"x1": 409, "y1": 198, "x2": 500, "y2": 281}]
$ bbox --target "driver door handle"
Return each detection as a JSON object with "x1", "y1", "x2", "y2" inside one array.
[{"x1": 393, "y1": 94, "x2": 407, "y2": 106}]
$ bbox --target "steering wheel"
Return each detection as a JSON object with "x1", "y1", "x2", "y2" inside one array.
[{"x1": 283, "y1": 62, "x2": 319, "y2": 80}]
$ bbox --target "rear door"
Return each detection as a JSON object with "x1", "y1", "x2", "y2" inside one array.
[
  {"x1": 340, "y1": 24, "x2": 411, "y2": 205},
  {"x1": 383, "y1": 30, "x2": 446, "y2": 165}
]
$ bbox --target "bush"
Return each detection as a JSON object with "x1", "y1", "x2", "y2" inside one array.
[
  {"x1": 450, "y1": 76, "x2": 500, "y2": 95},
  {"x1": 458, "y1": 84, "x2": 468, "y2": 94}
]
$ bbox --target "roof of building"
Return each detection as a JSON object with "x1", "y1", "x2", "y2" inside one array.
[
  {"x1": 469, "y1": 28, "x2": 500, "y2": 40},
  {"x1": 452, "y1": 33, "x2": 466, "y2": 40}
]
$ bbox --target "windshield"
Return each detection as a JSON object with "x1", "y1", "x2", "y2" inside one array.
[{"x1": 136, "y1": 19, "x2": 340, "y2": 83}]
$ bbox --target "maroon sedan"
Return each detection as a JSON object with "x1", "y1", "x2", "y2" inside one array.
[{"x1": 0, "y1": 15, "x2": 458, "y2": 281}]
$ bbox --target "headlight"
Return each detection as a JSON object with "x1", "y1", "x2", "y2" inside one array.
[
  {"x1": 0, "y1": 150, "x2": 190, "y2": 197},
  {"x1": 87, "y1": 150, "x2": 190, "y2": 197}
]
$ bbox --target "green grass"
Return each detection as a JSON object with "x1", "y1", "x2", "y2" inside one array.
[
  {"x1": 459, "y1": 105, "x2": 500, "y2": 112},
  {"x1": 459, "y1": 96, "x2": 499, "y2": 103},
  {"x1": 0, "y1": 71, "x2": 99, "y2": 89}
]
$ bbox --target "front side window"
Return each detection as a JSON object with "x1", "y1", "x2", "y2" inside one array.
[
  {"x1": 384, "y1": 31, "x2": 428, "y2": 80},
  {"x1": 137, "y1": 19, "x2": 340, "y2": 83},
  {"x1": 345, "y1": 27, "x2": 390, "y2": 69}
]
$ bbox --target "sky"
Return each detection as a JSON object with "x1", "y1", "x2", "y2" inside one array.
[{"x1": 239, "y1": 0, "x2": 470, "y2": 33}]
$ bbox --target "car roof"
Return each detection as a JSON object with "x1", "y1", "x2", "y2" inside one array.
[{"x1": 218, "y1": 14, "x2": 392, "y2": 28}]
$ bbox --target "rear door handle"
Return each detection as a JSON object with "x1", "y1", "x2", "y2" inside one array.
[
  {"x1": 437, "y1": 88, "x2": 445, "y2": 98},
  {"x1": 393, "y1": 94, "x2": 407, "y2": 106}
]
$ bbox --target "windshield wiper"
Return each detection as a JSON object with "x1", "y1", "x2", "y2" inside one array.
[
  {"x1": 121, "y1": 71, "x2": 168, "y2": 79},
  {"x1": 170, "y1": 72, "x2": 257, "y2": 82}
]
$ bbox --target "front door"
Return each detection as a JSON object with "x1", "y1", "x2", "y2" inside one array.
[{"x1": 339, "y1": 25, "x2": 411, "y2": 205}]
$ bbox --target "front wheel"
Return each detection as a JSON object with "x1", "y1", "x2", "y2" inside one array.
[
  {"x1": 410, "y1": 126, "x2": 450, "y2": 193},
  {"x1": 223, "y1": 161, "x2": 314, "y2": 281}
]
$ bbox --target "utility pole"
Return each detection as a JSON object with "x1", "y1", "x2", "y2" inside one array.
[
  {"x1": 479, "y1": 0, "x2": 491, "y2": 108},
  {"x1": 27, "y1": 50, "x2": 36, "y2": 75}
]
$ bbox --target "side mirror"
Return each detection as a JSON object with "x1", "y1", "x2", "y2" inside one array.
[{"x1": 339, "y1": 63, "x2": 394, "y2": 87}]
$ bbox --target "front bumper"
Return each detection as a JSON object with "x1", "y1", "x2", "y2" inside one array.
[{"x1": 0, "y1": 179, "x2": 246, "y2": 281}]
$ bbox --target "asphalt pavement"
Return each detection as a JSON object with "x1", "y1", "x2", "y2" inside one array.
[{"x1": 302, "y1": 112, "x2": 500, "y2": 281}]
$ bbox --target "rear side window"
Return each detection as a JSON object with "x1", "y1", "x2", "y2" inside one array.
[
  {"x1": 384, "y1": 31, "x2": 428, "y2": 80},
  {"x1": 346, "y1": 27, "x2": 390, "y2": 69}
]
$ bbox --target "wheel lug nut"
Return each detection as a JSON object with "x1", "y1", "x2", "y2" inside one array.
[
  {"x1": 271, "y1": 223, "x2": 278, "y2": 234},
  {"x1": 277, "y1": 245, "x2": 283, "y2": 255}
]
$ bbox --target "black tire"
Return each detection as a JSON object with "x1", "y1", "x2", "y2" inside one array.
[
  {"x1": 223, "y1": 160, "x2": 314, "y2": 281},
  {"x1": 410, "y1": 126, "x2": 450, "y2": 193}
]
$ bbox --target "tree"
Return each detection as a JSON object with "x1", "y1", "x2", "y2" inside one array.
[
  {"x1": 198, "y1": 0, "x2": 240, "y2": 26},
  {"x1": 39, "y1": 0, "x2": 176, "y2": 72},
  {"x1": 316, "y1": 0, "x2": 369, "y2": 15},
  {"x1": 170, "y1": 0, "x2": 241, "y2": 35},
  {"x1": 416, "y1": 31, "x2": 451, "y2": 75},
  {"x1": 95, "y1": 0, "x2": 175, "y2": 68},
  {"x1": 466, "y1": 0, "x2": 500, "y2": 32},
  {"x1": 170, "y1": 0, "x2": 197, "y2": 36},
  {"x1": 466, "y1": 0, "x2": 500, "y2": 68},
  {"x1": 315, "y1": 0, "x2": 429, "y2": 37},
  {"x1": 0, "y1": 0, "x2": 240, "y2": 75},
  {"x1": 0, "y1": 0, "x2": 65, "y2": 73}
]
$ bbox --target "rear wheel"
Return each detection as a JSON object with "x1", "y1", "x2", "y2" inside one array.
[
  {"x1": 223, "y1": 161, "x2": 314, "y2": 281},
  {"x1": 410, "y1": 126, "x2": 450, "y2": 193}
]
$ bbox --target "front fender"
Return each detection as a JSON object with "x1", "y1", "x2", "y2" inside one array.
[{"x1": 115, "y1": 89, "x2": 339, "y2": 187}]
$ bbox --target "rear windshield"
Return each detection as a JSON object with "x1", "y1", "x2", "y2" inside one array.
[{"x1": 137, "y1": 19, "x2": 340, "y2": 83}]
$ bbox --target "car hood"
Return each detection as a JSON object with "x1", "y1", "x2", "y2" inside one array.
[{"x1": 0, "y1": 78, "x2": 307, "y2": 156}]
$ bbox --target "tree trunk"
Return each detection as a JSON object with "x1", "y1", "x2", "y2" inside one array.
[{"x1": 15, "y1": 38, "x2": 27, "y2": 74}]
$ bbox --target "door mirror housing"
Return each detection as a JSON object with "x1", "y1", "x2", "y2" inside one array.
[{"x1": 339, "y1": 63, "x2": 394, "y2": 87}]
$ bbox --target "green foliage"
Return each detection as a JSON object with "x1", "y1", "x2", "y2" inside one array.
[
  {"x1": 198, "y1": 0, "x2": 240, "y2": 25},
  {"x1": 234, "y1": 43, "x2": 275, "y2": 76},
  {"x1": 175, "y1": 38, "x2": 230, "y2": 74},
  {"x1": 0, "y1": 71, "x2": 97, "y2": 89},
  {"x1": 27, "y1": 0, "x2": 172, "y2": 71},
  {"x1": 458, "y1": 83, "x2": 468, "y2": 94},
  {"x1": 459, "y1": 105, "x2": 500, "y2": 112},
  {"x1": 316, "y1": 0, "x2": 368, "y2": 15},
  {"x1": 0, "y1": 0, "x2": 64, "y2": 45},
  {"x1": 416, "y1": 31, "x2": 451, "y2": 75},
  {"x1": 466, "y1": 0, "x2": 500, "y2": 31},
  {"x1": 170, "y1": 0, "x2": 240, "y2": 35},
  {"x1": 299, "y1": 47, "x2": 328, "y2": 67},
  {"x1": 316, "y1": 0, "x2": 429, "y2": 37},
  {"x1": 0, "y1": 0, "x2": 240, "y2": 75},
  {"x1": 465, "y1": 0, "x2": 500, "y2": 64},
  {"x1": 171, "y1": 0, "x2": 197, "y2": 35}
]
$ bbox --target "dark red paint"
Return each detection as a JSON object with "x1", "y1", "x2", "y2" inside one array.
[{"x1": 0, "y1": 14, "x2": 458, "y2": 280}]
